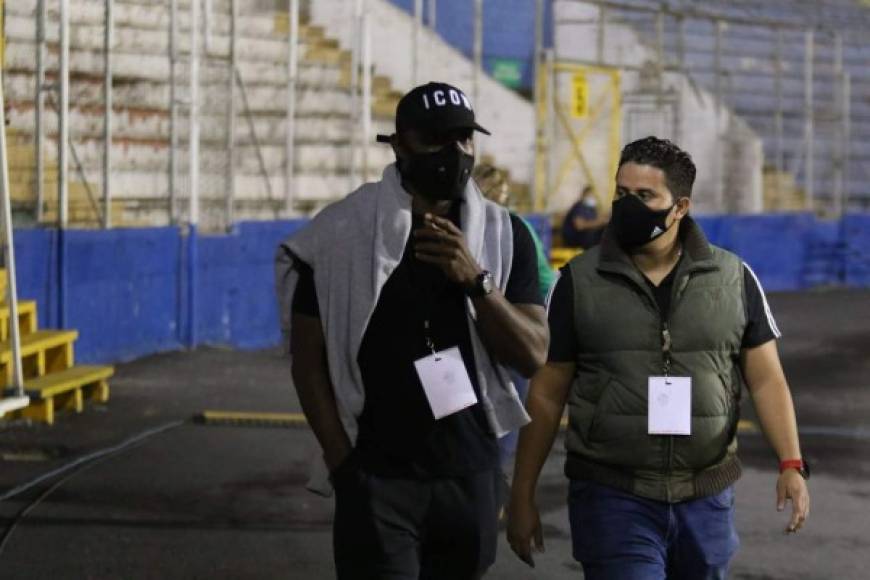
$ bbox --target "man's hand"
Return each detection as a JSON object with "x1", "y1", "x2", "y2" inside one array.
[
  {"x1": 506, "y1": 496, "x2": 545, "y2": 568},
  {"x1": 413, "y1": 213, "x2": 481, "y2": 288},
  {"x1": 777, "y1": 469, "x2": 810, "y2": 533}
]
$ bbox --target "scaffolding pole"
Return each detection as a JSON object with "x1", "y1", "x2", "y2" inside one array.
[
  {"x1": 676, "y1": 15, "x2": 685, "y2": 69},
  {"x1": 349, "y1": 0, "x2": 363, "y2": 191},
  {"x1": 842, "y1": 73, "x2": 851, "y2": 214},
  {"x1": 804, "y1": 29, "x2": 814, "y2": 210},
  {"x1": 413, "y1": 0, "x2": 422, "y2": 85},
  {"x1": 473, "y1": 0, "x2": 483, "y2": 109},
  {"x1": 655, "y1": 9, "x2": 665, "y2": 103},
  {"x1": 188, "y1": 0, "x2": 201, "y2": 348},
  {"x1": 774, "y1": 28, "x2": 784, "y2": 194},
  {"x1": 169, "y1": 0, "x2": 179, "y2": 225},
  {"x1": 545, "y1": 48, "x2": 555, "y2": 208},
  {"x1": 713, "y1": 19, "x2": 724, "y2": 212},
  {"x1": 59, "y1": 0, "x2": 70, "y2": 228},
  {"x1": 35, "y1": 0, "x2": 46, "y2": 223},
  {"x1": 832, "y1": 33, "x2": 843, "y2": 217},
  {"x1": 0, "y1": 68, "x2": 29, "y2": 416},
  {"x1": 361, "y1": 12, "x2": 372, "y2": 183},
  {"x1": 597, "y1": 5, "x2": 607, "y2": 65},
  {"x1": 226, "y1": 0, "x2": 238, "y2": 229},
  {"x1": 190, "y1": 0, "x2": 201, "y2": 227},
  {"x1": 285, "y1": 0, "x2": 299, "y2": 215},
  {"x1": 103, "y1": 0, "x2": 114, "y2": 229},
  {"x1": 532, "y1": 0, "x2": 544, "y2": 209}
]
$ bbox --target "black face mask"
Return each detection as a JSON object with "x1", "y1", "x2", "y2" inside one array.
[
  {"x1": 610, "y1": 194, "x2": 676, "y2": 249},
  {"x1": 398, "y1": 144, "x2": 475, "y2": 202}
]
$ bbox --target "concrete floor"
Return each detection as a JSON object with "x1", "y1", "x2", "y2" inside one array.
[{"x1": 0, "y1": 288, "x2": 868, "y2": 579}]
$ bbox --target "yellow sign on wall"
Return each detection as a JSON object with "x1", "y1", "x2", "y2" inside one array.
[{"x1": 571, "y1": 72, "x2": 589, "y2": 118}]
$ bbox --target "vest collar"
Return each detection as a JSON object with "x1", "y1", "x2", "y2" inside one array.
[{"x1": 597, "y1": 216, "x2": 718, "y2": 281}]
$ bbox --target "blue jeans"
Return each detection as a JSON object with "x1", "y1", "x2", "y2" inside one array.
[{"x1": 568, "y1": 480, "x2": 740, "y2": 580}]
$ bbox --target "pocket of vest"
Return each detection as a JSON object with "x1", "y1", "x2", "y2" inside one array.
[
  {"x1": 584, "y1": 373, "x2": 614, "y2": 443},
  {"x1": 569, "y1": 371, "x2": 612, "y2": 445}
]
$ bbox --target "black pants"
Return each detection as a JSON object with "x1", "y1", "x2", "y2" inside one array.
[{"x1": 332, "y1": 462, "x2": 500, "y2": 580}]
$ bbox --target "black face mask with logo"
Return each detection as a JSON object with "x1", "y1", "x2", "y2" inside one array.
[
  {"x1": 610, "y1": 194, "x2": 676, "y2": 249},
  {"x1": 398, "y1": 144, "x2": 475, "y2": 202}
]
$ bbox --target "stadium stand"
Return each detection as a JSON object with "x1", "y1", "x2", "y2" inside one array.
[
  {"x1": 3, "y1": 0, "x2": 400, "y2": 229},
  {"x1": 385, "y1": 0, "x2": 869, "y2": 211}
]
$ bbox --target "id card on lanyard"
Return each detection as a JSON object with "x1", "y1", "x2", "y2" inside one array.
[
  {"x1": 414, "y1": 346, "x2": 478, "y2": 419},
  {"x1": 648, "y1": 323, "x2": 691, "y2": 435},
  {"x1": 648, "y1": 376, "x2": 692, "y2": 435}
]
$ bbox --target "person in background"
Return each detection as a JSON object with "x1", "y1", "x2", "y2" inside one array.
[
  {"x1": 473, "y1": 163, "x2": 556, "y2": 472},
  {"x1": 473, "y1": 164, "x2": 556, "y2": 301},
  {"x1": 562, "y1": 185, "x2": 606, "y2": 249}
]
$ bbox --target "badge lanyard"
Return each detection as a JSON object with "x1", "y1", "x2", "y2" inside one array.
[
  {"x1": 410, "y1": 231, "x2": 449, "y2": 362},
  {"x1": 662, "y1": 322, "x2": 672, "y2": 379}
]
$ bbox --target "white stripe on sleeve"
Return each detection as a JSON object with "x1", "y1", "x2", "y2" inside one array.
[{"x1": 743, "y1": 262, "x2": 782, "y2": 338}]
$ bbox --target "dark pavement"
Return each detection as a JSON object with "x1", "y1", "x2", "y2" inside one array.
[{"x1": 1, "y1": 289, "x2": 869, "y2": 579}]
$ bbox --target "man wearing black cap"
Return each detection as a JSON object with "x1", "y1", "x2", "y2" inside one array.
[{"x1": 277, "y1": 82, "x2": 548, "y2": 579}]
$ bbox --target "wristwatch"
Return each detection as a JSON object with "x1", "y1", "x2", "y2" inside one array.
[
  {"x1": 467, "y1": 270, "x2": 494, "y2": 298},
  {"x1": 779, "y1": 458, "x2": 811, "y2": 480}
]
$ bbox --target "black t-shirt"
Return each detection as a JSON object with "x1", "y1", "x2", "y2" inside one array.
[
  {"x1": 293, "y1": 206, "x2": 542, "y2": 477},
  {"x1": 547, "y1": 260, "x2": 780, "y2": 363}
]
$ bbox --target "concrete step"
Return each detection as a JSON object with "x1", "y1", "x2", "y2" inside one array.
[
  {"x1": 74, "y1": 167, "x2": 377, "y2": 204},
  {"x1": 8, "y1": 0, "x2": 301, "y2": 41},
  {"x1": 4, "y1": 65, "x2": 356, "y2": 118},
  {"x1": 3, "y1": 40, "x2": 348, "y2": 88},
  {"x1": 5, "y1": 109, "x2": 393, "y2": 154},
  {"x1": 10, "y1": 105, "x2": 394, "y2": 152},
  {"x1": 6, "y1": 104, "x2": 392, "y2": 152},
  {"x1": 5, "y1": 14, "x2": 329, "y2": 65},
  {"x1": 7, "y1": 137, "x2": 394, "y2": 175},
  {"x1": 39, "y1": 204, "x2": 128, "y2": 226}
]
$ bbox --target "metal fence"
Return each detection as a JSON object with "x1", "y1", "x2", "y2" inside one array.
[
  {"x1": 17, "y1": 0, "x2": 382, "y2": 232},
  {"x1": 546, "y1": 0, "x2": 854, "y2": 216}
]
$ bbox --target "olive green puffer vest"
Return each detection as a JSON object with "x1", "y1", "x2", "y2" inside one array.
[{"x1": 564, "y1": 218, "x2": 746, "y2": 502}]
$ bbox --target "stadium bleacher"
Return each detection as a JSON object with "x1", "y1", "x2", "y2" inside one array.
[{"x1": 387, "y1": 0, "x2": 870, "y2": 210}]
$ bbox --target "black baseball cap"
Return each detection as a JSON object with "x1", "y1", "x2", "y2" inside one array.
[{"x1": 376, "y1": 82, "x2": 490, "y2": 143}]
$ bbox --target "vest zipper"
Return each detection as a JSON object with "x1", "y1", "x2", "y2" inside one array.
[
  {"x1": 662, "y1": 321, "x2": 674, "y2": 481},
  {"x1": 662, "y1": 275, "x2": 688, "y2": 489}
]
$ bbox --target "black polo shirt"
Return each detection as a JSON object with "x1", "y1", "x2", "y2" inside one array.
[
  {"x1": 293, "y1": 205, "x2": 542, "y2": 478},
  {"x1": 547, "y1": 259, "x2": 780, "y2": 363}
]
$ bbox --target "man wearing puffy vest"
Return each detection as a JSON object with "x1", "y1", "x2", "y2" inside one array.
[{"x1": 507, "y1": 137, "x2": 810, "y2": 579}]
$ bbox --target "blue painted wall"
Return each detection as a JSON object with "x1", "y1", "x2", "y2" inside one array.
[
  {"x1": 13, "y1": 221, "x2": 306, "y2": 365},
  {"x1": 11, "y1": 213, "x2": 869, "y2": 365}
]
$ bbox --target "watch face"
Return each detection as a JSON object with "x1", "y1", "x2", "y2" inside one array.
[{"x1": 481, "y1": 272, "x2": 494, "y2": 294}]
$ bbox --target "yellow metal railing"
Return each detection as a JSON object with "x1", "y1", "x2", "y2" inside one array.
[{"x1": 534, "y1": 61, "x2": 621, "y2": 213}]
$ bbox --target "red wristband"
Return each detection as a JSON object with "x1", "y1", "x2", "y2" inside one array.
[{"x1": 779, "y1": 459, "x2": 803, "y2": 473}]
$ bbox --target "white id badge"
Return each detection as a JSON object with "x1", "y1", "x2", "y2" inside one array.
[
  {"x1": 414, "y1": 346, "x2": 478, "y2": 420},
  {"x1": 648, "y1": 376, "x2": 692, "y2": 435}
]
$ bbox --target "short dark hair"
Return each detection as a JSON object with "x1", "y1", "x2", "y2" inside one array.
[{"x1": 618, "y1": 136, "x2": 696, "y2": 199}]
